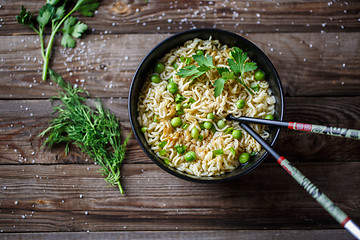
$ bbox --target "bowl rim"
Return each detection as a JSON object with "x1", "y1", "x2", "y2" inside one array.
[{"x1": 128, "y1": 28, "x2": 285, "y2": 182}]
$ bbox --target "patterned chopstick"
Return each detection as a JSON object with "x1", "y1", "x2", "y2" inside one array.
[
  {"x1": 240, "y1": 123, "x2": 360, "y2": 239},
  {"x1": 226, "y1": 115, "x2": 360, "y2": 140}
]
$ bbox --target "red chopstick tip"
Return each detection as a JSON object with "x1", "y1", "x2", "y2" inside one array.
[
  {"x1": 342, "y1": 217, "x2": 351, "y2": 226},
  {"x1": 277, "y1": 156, "x2": 285, "y2": 164},
  {"x1": 288, "y1": 122, "x2": 295, "y2": 130}
]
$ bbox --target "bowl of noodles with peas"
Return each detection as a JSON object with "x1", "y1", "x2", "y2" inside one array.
[{"x1": 129, "y1": 28, "x2": 284, "y2": 182}]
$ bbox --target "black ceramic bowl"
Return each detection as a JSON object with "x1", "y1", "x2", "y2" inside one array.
[{"x1": 129, "y1": 28, "x2": 284, "y2": 182}]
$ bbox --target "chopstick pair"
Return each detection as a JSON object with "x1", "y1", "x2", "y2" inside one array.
[
  {"x1": 226, "y1": 115, "x2": 360, "y2": 239},
  {"x1": 226, "y1": 115, "x2": 360, "y2": 140}
]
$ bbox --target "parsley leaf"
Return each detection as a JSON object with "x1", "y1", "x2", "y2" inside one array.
[
  {"x1": 214, "y1": 78, "x2": 226, "y2": 98},
  {"x1": 214, "y1": 68, "x2": 234, "y2": 97},
  {"x1": 61, "y1": 33, "x2": 76, "y2": 48},
  {"x1": 193, "y1": 54, "x2": 214, "y2": 69},
  {"x1": 177, "y1": 65, "x2": 199, "y2": 78},
  {"x1": 37, "y1": 3, "x2": 55, "y2": 27},
  {"x1": 74, "y1": 0, "x2": 100, "y2": 17},
  {"x1": 63, "y1": 16, "x2": 77, "y2": 32},
  {"x1": 62, "y1": 16, "x2": 88, "y2": 46},
  {"x1": 176, "y1": 54, "x2": 215, "y2": 81},
  {"x1": 61, "y1": 17, "x2": 80, "y2": 48},
  {"x1": 228, "y1": 47, "x2": 258, "y2": 75},
  {"x1": 72, "y1": 21, "x2": 88, "y2": 38},
  {"x1": 53, "y1": 5, "x2": 65, "y2": 22}
]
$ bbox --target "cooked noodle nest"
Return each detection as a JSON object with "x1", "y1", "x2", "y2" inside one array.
[{"x1": 137, "y1": 37, "x2": 275, "y2": 177}]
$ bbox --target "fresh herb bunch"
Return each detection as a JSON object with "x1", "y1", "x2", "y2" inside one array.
[
  {"x1": 16, "y1": 0, "x2": 100, "y2": 81},
  {"x1": 176, "y1": 47, "x2": 258, "y2": 97},
  {"x1": 39, "y1": 69, "x2": 130, "y2": 194}
]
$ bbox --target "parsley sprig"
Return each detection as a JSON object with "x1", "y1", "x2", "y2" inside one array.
[
  {"x1": 16, "y1": 0, "x2": 100, "y2": 81},
  {"x1": 226, "y1": 47, "x2": 258, "y2": 94},
  {"x1": 176, "y1": 47, "x2": 258, "y2": 97},
  {"x1": 39, "y1": 69, "x2": 130, "y2": 194}
]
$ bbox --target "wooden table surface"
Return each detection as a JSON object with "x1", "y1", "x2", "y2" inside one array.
[{"x1": 1, "y1": 0, "x2": 360, "y2": 239}]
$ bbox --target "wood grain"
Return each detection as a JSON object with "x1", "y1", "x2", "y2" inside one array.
[
  {"x1": 0, "y1": 163, "x2": 359, "y2": 232},
  {"x1": 0, "y1": 32, "x2": 359, "y2": 99},
  {"x1": 0, "y1": 230, "x2": 355, "y2": 240},
  {"x1": 1, "y1": 0, "x2": 359, "y2": 35},
  {"x1": 1, "y1": 0, "x2": 360, "y2": 237},
  {"x1": 0, "y1": 97, "x2": 359, "y2": 165}
]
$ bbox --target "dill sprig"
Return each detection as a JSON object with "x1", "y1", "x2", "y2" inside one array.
[{"x1": 39, "y1": 69, "x2": 130, "y2": 194}]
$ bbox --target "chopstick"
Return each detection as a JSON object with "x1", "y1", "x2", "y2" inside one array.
[
  {"x1": 226, "y1": 115, "x2": 360, "y2": 140},
  {"x1": 240, "y1": 122, "x2": 360, "y2": 240}
]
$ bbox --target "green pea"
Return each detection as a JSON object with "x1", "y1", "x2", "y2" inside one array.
[
  {"x1": 167, "y1": 82, "x2": 178, "y2": 94},
  {"x1": 170, "y1": 117, "x2": 182, "y2": 127},
  {"x1": 207, "y1": 113, "x2": 215, "y2": 120},
  {"x1": 217, "y1": 119, "x2": 226, "y2": 129},
  {"x1": 265, "y1": 114, "x2": 274, "y2": 120},
  {"x1": 232, "y1": 130, "x2": 242, "y2": 139},
  {"x1": 239, "y1": 152, "x2": 250, "y2": 164},
  {"x1": 196, "y1": 50, "x2": 204, "y2": 56},
  {"x1": 141, "y1": 127, "x2": 147, "y2": 133},
  {"x1": 255, "y1": 70, "x2": 265, "y2": 81},
  {"x1": 150, "y1": 74, "x2": 160, "y2": 83},
  {"x1": 154, "y1": 62, "x2": 165, "y2": 73},
  {"x1": 191, "y1": 127, "x2": 199, "y2": 139},
  {"x1": 236, "y1": 99, "x2": 246, "y2": 109},
  {"x1": 204, "y1": 121, "x2": 213, "y2": 130},
  {"x1": 184, "y1": 151, "x2": 196, "y2": 161}
]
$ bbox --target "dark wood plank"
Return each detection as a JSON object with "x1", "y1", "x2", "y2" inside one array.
[
  {"x1": 0, "y1": 230, "x2": 355, "y2": 240},
  {"x1": 1, "y1": 0, "x2": 360, "y2": 35},
  {"x1": 0, "y1": 32, "x2": 359, "y2": 99},
  {"x1": 0, "y1": 163, "x2": 359, "y2": 232},
  {"x1": 1, "y1": 97, "x2": 359, "y2": 165}
]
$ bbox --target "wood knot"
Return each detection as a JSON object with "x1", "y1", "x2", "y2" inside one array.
[
  {"x1": 37, "y1": 199, "x2": 51, "y2": 204},
  {"x1": 112, "y1": 2, "x2": 129, "y2": 14}
]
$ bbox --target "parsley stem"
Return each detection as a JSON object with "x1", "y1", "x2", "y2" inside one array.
[
  {"x1": 39, "y1": 27, "x2": 46, "y2": 59},
  {"x1": 236, "y1": 75, "x2": 254, "y2": 95},
  {"x1": 41, "y1": 6, "x2": 78, "y2": 81},
  {"x1": 31, "y1": 26, "x2": 40, "y2": 35}
]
